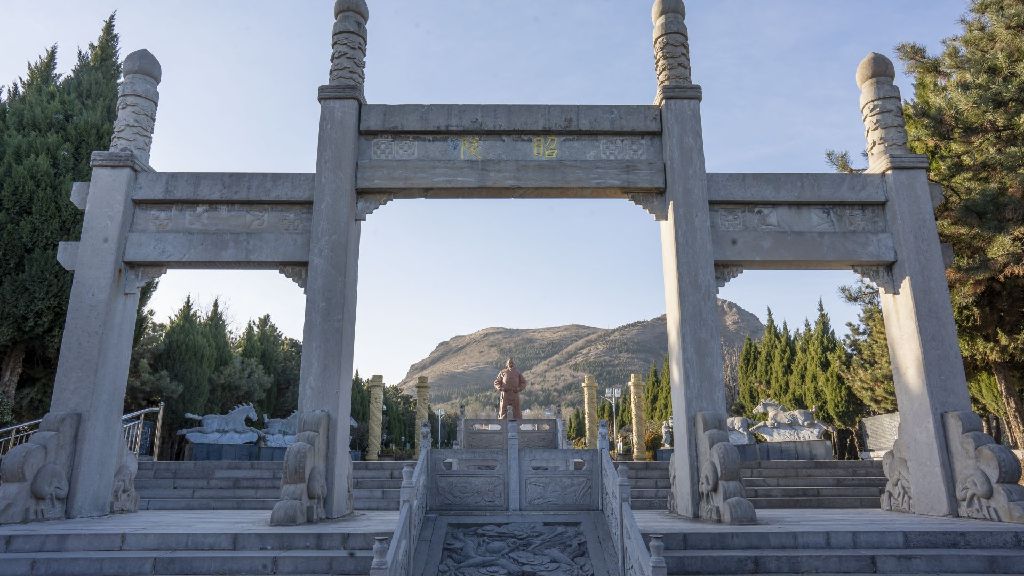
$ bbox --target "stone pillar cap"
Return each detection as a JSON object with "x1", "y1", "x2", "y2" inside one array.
[
  {"x1": 856, "y1": 52, "x2": 896, "y2": 88},
  {"x1": 652, "y1": 0, "x2": 685, "y2": 22},
  {"x1": 335, "y1": 0, "x2": 369, "y2": 20},
  {"x1": 416, "y1": 376, "x2": 429, "y2": 385},
  {"x1": 123, "y1": 49, "x2": 162, "y2": 83}
]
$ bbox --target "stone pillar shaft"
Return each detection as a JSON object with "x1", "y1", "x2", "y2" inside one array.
[
  {"x1": 366, "y1": 375, "x2": 384, "y2": 461},
  {"x1": 415, "y1": 377, "x2": 430, "y2": 456},
  {"x1": 628, "y1": 374, "x2": 648, "y2": 461},
  {"x1": 582, "y1": 376, "x2": 599, "y2": 449}
]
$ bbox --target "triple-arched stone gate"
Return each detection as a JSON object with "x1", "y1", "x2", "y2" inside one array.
[{"x1": 2, "y1": 0, "x2": 1021, "y2": 530}]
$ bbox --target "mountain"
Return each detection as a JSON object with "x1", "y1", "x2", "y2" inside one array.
[{"x1": 397, "y1": 299, "x2": 765, "y2": 415}]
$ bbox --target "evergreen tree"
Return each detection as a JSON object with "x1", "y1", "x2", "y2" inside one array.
[
  {"x1": 841, "y1": 283, "x2": 897, "y2": 414},
  {"x1": 124, "y1": 282, "x2": 177, "y2": 411},
  {"x1": 897, "y1": 0, "x2": 1024, "y2": 447},
  {"x1": 736, "y1": 336, "x2": 760, "y2": 416},
  {"x1": 158, "y1": 297, "x2": 214, "y2": 417},
  {"x1": 0, "y1": 16, "x2": 120, "y2": 423},
  {"x1": 238, "y1": 315, "x2": 293, "y2": 417},
  {"x1": 769, "y1": 321, "x2": 795, "y2": 406}
]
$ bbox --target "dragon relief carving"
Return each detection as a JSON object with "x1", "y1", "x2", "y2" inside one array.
[{"x1": 329, "y1": 2, "x2": 369, "y2": 89}]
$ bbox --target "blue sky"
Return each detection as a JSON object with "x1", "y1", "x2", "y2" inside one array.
[{"x1": 2, "y1": 1, "x2": 967, "y2": 385}]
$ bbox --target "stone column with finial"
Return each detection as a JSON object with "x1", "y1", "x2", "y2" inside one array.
[
  {"x1": 855, "y1": 52, "x2": 976, "y2": 518},
  {"x1": 366, "y1": 375, "x2": 384, "y2": 461},
  {"x1": 296, "y1": 0, "x2": 369, "y2": 519},
  {"x1": 414, "y1": 376, "x2": 430, "y2": 456},
  {"x1": 582, "y1": 376, "x2": 599, "y2": 449},
  {"x1": 628, "y1": 374, "x2": 648, "y2": 461}
]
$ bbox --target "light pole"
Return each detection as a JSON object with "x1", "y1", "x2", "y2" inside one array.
[
  {"x1": 601, "y1": 386, "x2": 622, "y2": 453},
  {"x1": 436, "y1": 408, "x2": 445, "y2": 449}
]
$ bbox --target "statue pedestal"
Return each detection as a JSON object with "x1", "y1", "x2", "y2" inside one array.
[{"x1": 733, "y1": 440, "x2": 834, "y2": 462}]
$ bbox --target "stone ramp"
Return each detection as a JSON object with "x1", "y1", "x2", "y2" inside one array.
[
  {"x1": 618, "y1": 460, "x2": 886, "y2": 510},
  {"x1": 0, "y1": 510, "x2": 397, "y2": 576},
  {"x1": 635, "y1": 508, "x2": 1024, "y2": 575},
  {"x1": 136, "y1": 460, "x2": 409, "y2": 511}
]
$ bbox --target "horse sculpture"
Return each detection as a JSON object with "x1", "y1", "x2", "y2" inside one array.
[
  {"x1": 749, "y1": 399, "x2": 833, "y2": 442},
  {"x1": 178, "y1": 403, "x2": 261, "y2": 445},
  {"x1": 754, "y1": 399, "x2": 817, "y2": 428}
]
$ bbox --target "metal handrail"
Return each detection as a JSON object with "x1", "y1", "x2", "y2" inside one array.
[{"x1": 0, "y1": 402, "x2": 165, "y2": 460}]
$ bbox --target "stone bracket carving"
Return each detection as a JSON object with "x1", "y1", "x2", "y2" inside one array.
[
  {"x1": 627, "y1": 192, "x2": 668, "y2": 221},
  {"x1": 271, "y1": 410, "x2": 330, "y2": 525},
  {"x1": 852, "y1": 265, "x2": 897, "y2": 295},
  {"x1": 356, "y1": 193, "x2": 394, "y2": 221},
  {"x1": 714, "y1": 265, "x2": 743, "y2": 290},
  {"x1": 695, "y1": 412, "x2": 757, "y2": 524},
  {"x1": 881, "y1": 433, "x2": 912, "y2": 513},
  {"x1": 943, "y1": 411, "x2": 1024, "y2": 523},
  {"x1": 124, "y1": 266, "x2": 167, "y2": 295},
  {"x1": 279, "y1": 265, "x2": 308, "y2": 292},
  {"x1": 0, "y1": 412, "x2": 80, "y2": 524}
]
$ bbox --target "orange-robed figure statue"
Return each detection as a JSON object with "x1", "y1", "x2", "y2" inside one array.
[{"x1": 494, "y1": 358, "x2": 527, "y2": 420}]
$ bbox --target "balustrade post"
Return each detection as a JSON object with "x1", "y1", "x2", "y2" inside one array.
[
  {"x1": 508, "y1": 420, "x2": 520, "y2": 511},
  {"x1": 152, "y1": 402, "x2": 164, "y2": 461},
  {"x1": 649, "y1": 534, "x2": 667, "y2": 576},
  {"x1": 617, "y1": 464, "x2": 631, "y2": 575}
]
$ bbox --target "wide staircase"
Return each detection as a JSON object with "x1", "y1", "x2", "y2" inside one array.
[
  {"x1": 618, "y1": 459, "x2": 886, "y2": 510},
  {"x1": 136, "y1": 460, "x2": 407, "y2": 511}
]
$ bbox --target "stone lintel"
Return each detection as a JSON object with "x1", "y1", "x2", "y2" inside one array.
[
  {"x1": 712, "y1": 231, "x2": 896, "y2": 268},
  {"x1": 133, "y1": 172, "x2": 315, "y2": 203},
  {"x1": 123, "y1": 232, "x2": 311, "y2": 266},
  {"x1": 707, "y1": 173, "x2": 887, "y2": 205},
  {"x1": 90, "y1": 150, "x2": 153, "y2": 172},
  {"x1": 360, "y1": 104, "x2": 663, "y2": 135}
]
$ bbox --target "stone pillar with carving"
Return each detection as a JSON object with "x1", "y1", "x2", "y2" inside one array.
[
  {"x1": 295, "y1": 0, "x2": 369, "y2": 519},
  {"x1": 415, "y1": 376, "x2": 430, "y2": 456},
  {"x1": 855, "y1": 52, "x2": 979, "y2": 519},
  {"x1": 582, "y1": 376, "x2": 599, "y2": 449},
  {"x1": 366, "y1": 375, "x2": 384, "y2": 461},
  {"x1": 628, "y1": 374, "x2": 648, "y2": 461},
  {"x1": 0, "y1": 50, "x2": 167, "y2": 524}
]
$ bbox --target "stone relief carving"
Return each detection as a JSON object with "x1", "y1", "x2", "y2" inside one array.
[
  {"x1": 133, "y1": 204, "x2": 312, "y2": 234},
  {"x1": 177, "y1": 403, "x2": 261, "y2": 445},
  {"x1": 943, "y1": 411, "x2": 1024, "y2": 523},
  {"x1": 857, "y1": 53, "x2": 911, "y2": 171},
  {"x1": 881, "y1": 435, "x2": 912, "y2": 514},
  {"x1": 109, "y1": 50, "x2": 161, "y2": 165},
  {"x1": 709, "y1": 205, "x2": 885, "y2": 233},
  {"x1": 695, "y1": 412, "x2": 757, "y2": 524},
  {"x1": 0, "y1": 412, "x2": 80, "y2": 524},
  {"x1": 263, "y1": 410, "x2": 300, "y2": 448},
  {"x1": 749, "y1": 399, "x2": 833, "y2": 442},
  {"x1": 329, "y1": 1, "x2": 369, "y2": 90},
  {"x1": 853, "y1": 265, "x2": 897, "y2": 295},
  {"x1": 278, "y1": 266, "x2": 308, "y2": 292},
  {"x1": 371, "y1": 136, "x2": 418, "y2": 160},
  {"x1": 726, "y1": 416, "x2": 755, "y2": 446},
  {"x1": 600, "y1": 137, "x2": 647, "y2": 160},
  {"x1": 434, "y1": 476, "x2": 505, "y2": 509},
  {"x1": 525, "y1": 477, "x2": 593, "y2": 507},
  {"x1": 652, "y1": 0, "x2": 692, "y2": 89},
  {"x1": 271, "y1": 410, "x2": 330, "y2": 525},
  {"x1": 714, "y1": 265, "x2": 743, "y2": 289},
  {"x1": 438, "y1": 522, "x2": 593, "y2": 576},
  {"x1": 110, "y1": 434, "x2": 139, "y2": 514}
]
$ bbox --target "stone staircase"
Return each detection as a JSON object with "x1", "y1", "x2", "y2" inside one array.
[
  {"x1": 137, "y1": 460, "x2": 408, "y2": 511},
  {"x1": 617, "y1": 460, "x2": 886, "y2": 510}
]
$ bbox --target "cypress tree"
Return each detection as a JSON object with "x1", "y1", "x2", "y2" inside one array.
[
  {"x1": 841, "y1": 283, "x2": 897, "y2": 414},
  {"x1": 769, "y1": 321, "x2": 795, "y2": 407},
  {"x1": 736, "y1": 335, "x2": 760, "y2": 416},
  {"x1": 158, "y1": 297, "x2": 214, "y2": 417}
]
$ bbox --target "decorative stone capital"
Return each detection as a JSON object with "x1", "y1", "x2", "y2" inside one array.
[
  {"x1": 109, "y1": 49, "x2": 162, "y2": 166},
  {"x1": 278, "y1": 265, "x2": 308, "y2": 292},
  {"x1": 857, "y1": 52, "x2": 927, "y2": 174},
  {"x1": 329, "y1": 0, "x2": 369, "y2": 97},
  {"x1": 652, "y1": 0, "x2": 693, "y2": 105},
  {"x1": 714, "y1": 265, "x2": 743, "y2": 290}
]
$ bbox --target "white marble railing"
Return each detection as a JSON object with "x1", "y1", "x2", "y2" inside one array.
[
  {"x1": 371, "y1": 428, "x2": 430, "y2": 576},
  {"x1": 600, "y1": 437, "x2": 667, "y2": 576}
]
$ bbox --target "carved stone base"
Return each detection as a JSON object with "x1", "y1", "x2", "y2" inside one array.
[
  {"x1": 695, "y1": 412, "x2": 756, "y2": 525},
  {"x1": 0, "y1": 412, "x2": 80, "y2": 524},
  {"x1": 270, "y1": 410, "x2": 330, "y2": 526},
  {"x1": 111, "y1": 435, "x2": 139, "y2": 514},
  {"x1": 944, "y1": 411, "x2": 1024, "y2": 523},
  {"x1": 881, "y1": 435, "x2": 912, "y2": 514}
]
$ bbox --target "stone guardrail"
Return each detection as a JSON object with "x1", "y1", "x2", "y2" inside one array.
[
  {"x1": 0, "y1": 403, "x2": 164, "y2": 460},
  {"x1": 371, "y1": 423, "x2": 430, "y2": 576}
]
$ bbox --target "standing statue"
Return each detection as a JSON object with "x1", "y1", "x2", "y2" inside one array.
[{"x1": 493, "y1": 358, "x2": 527, "y2": 420}]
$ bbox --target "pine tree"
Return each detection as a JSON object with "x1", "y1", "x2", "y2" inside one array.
[
  {"x1": 841, "y1": 283, "x2": 897, "y2": 414},
  {"x1": 897, "y1": 0, "x2": 1024, "y2": 448},
  {"x1": 0, "y1": 15, "x2": 120, "y2": 424}
]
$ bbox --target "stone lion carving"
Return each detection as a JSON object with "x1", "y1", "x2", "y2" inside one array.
[
  {"x1": 0, "y1": 412, "x2": 79, "y2": 524},
  {"x1": 881, "y1": 435, "x2": 912, "y2": 513},
  {"x1": 177, "y1": 403, "x2": 260, "y2": 445},
  {"x1": 943, "y1": 411, "x2": 1024, "y2": 523},
  {"x1": 263, "y1": 410, "x2": 299, "y2": 448},
  {"x1": 695, "y1": 412, "x2": 757, "y2": 524},
  {"x1": 271, "y1": 410, "x2": 330, "y2": 526},
  {"x1": 750, "y1": 399, "x2": 833, "y2": 442}
]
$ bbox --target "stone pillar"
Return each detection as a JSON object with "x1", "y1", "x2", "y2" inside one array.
[
  {"x1": 628, "y1": 374, "x2": 648, "y2": 461},
  {"x1": 653, "y1": 0, "x2": 729, "y2": 519},
  {"x1": 296, "y1": 0, "x2": 368, "y2": 519},
  {"x1": 415, "y1": 376, "x2": 430, "y2": 456},
  {"x1": 366, "y1": 375, "x2": 384, "y2": 461},
  {"x1": 582, "y1": 376, "x2": 599, "y2": 449},
  {"x1": 856, "y1": 53, "x2": 971, "y2": 517},
  {"x1": 17, "y1": 50, "x2": 165, "y2": 520}
]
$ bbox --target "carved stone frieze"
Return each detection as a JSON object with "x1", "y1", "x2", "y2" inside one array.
[
  {"x1": 627, "y1": 193, "x2": 668, "y2": 221},
  {"x1": 433, "y1": 476, "x2": 505, "y2": 509},
  {"x1": 131, "y1": 204, "x2": 312, "y2": 234},
  {"x1": 437, "y1": 523, "x2": 593, "y2": 576},
  {"x1": 852, "y1": 265, "x2": 897, "y2": 295},
  {"x1": 709, "y1": 204, "x2": 885, "y2": 233},
  {"x1": 943, "y1": 411, "x2": 1024, "y2": 523},
  {"x1": 695, "y1": 412, "x2": 757, "y2": 524}
]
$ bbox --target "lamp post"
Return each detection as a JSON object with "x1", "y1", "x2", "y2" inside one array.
[
  {"x1": 436, "y1": 408, "x2": 445, "y2": 449},
  {"x1": 601, "y1": 386, "x2": 622, "y2": 453}
]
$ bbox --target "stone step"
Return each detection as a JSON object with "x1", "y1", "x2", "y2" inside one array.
[
  {"x1": 352, "y1": 461, "x2": 415, "y2": 469},
  {"x1": 352, "y1": 478, "x2": 403, "y2": 489},
  {"x1": 138, "y1": 461, "x2": 284, "y2": 470},
  {"x1": 742, "y1": 467, "x2": 885, "y2": 478},
  {"x1": 136, "y1": 477, "x2": 282, "y2": 490},
  {"x1": 352, "y1": 468, "x2": 406, "y2": 479},
  {"x1": 748, "y1": 496, "x2": 881, "y2": 509},
  {"x1": 139, "y1": 498, "x2": 277, "y2": 511},
  {"x1": 352, "y1": 498, "x2": 401, "y2": 511},
  {"x1": 138, "y1": 468, "x2": 283, "y2": 480},
  {"x1": 745, "y1": 486, "x2": 883, "y2": 498},
  {"x1": 631, "y1": 488, "x2": 671, "y2": 499},
  {"x1": 0, "y1": 549, "x2": 373, "y2": 576},
  {"x1": 138, "y1": 487, "x2": 282, "y2": 499},
  {"x1": 655, "y1": 525, "x2": 1024, "y2": 551},
  {"x1": 624, "y1": 478, "x2": 672, "y2": 489},
  {"x1": 743, "y1": 476, "x2": 886, "y2": 488},
  {"x1": 351, "y1": 488, "x2": 400, "y2": 500},
  {"x1": 741, "y1": 460, "x2": 883, "y2": 470},
  {"x1": 1, "y1": 529, "x2": 386, "y2": 553},
  {"x1": 662, "y1": 548, "x2": 1024, "y2": 575},
  {"x1": 629, "y1": 498, "x2": 668, "y2": 510}
]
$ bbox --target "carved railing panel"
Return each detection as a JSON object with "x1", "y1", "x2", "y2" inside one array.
[
  {"x1": 462, "y1": 420, "x2": 506, "y2": 450},
  {"x1": 600, "y1": 451, "x2": 623, "y2": 572},
  {"x1": 519, "y1": 448, "x2": 599, "y2": 511},
  {"x1": 518, "y1": 419, "x2": 558, "y2": 449},
  {"x1": 428, "y1": 448, "x2": 507, "y2": 511}
]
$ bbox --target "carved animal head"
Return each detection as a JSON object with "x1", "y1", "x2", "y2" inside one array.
[
  {"x1": 231, "y1": 403, "x2": 258, "y2": 423},
  {"x1": 754, "y1": 399, "x2": 782, "y2": 413}
]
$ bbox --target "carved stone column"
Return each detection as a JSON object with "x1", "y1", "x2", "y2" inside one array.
[
  {"x1": 856, "y1": 52, "x2": 973, "y2": 518},
  {"x1": 366, "y1": 375, "x2": 384, "y2": 461},
  {"x1": 628, "y1": 374, "x2": 648, "y2": 461},
  {"x1": 295, "y1": 0, "x2": 368, "y2": 519},
  {"x1": 415, "y1": 376, "x2": 430, "y2": 456},
  {"x1": 582, "y1": 376, "x2": 599, "y2": 449}
]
